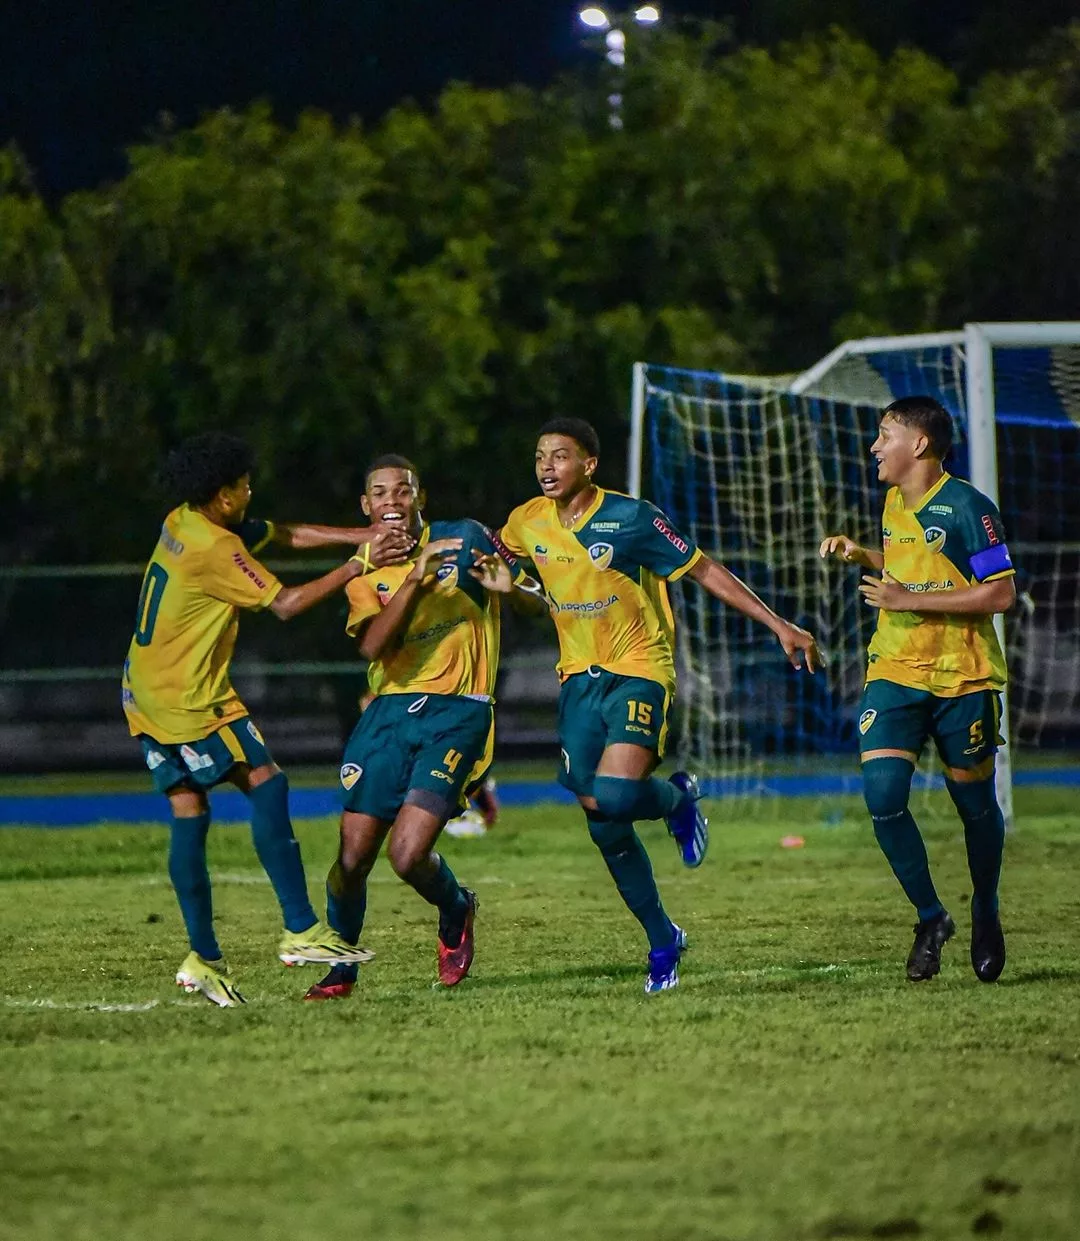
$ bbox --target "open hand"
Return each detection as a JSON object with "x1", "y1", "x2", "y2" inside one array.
[
  {"x1": 819, "y1": 534, "x2": 864, "y2": 564},
  {"x1": 469, "y1": 550, "x2": 514, "y2": 593},
  {"x1": 408, "y1": 537, "x2": 463, "y2": 584},
  {"x1": 859, "y1": 572, "x2": 908, "y2": 611},
  {"x1": 363, "y1": 522, "x2": 416, "y2": 569}
]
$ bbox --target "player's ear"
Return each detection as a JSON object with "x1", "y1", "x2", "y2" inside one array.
[
  {"x1": 360, "y1": 494, "x2": 372, "y2": 518},
  {"x1": 913, "y1": 431, "x2": 931, "y2": 460},
  {"x1": 417, "y1": 487, "x2": 427, "y2": 510},
  {"x1": 584, "y1": 456, "x2": 597, "y2": 478}
]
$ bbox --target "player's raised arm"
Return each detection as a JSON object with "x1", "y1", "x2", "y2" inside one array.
[
  {"x1": 268, "y1": 519, "x2": 414, "y2": 565},
  {"x1": 687, "y1": 555, "x2": 822, "y2": 673},
  {"x1": 819, "y1": 534, "x2": 884, "y2": 572},
  {"x1": 269, "y1": 558, "x2": 368, "y2": 622}
]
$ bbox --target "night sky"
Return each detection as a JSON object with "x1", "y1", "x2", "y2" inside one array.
[{"x1": 3, "y1": 1, "x2": 1073, "y2": 199}]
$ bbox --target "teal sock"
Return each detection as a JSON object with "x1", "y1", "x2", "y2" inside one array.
[
  {"x1": 325, "y1": 858, "x2": 367, "y2": 985},
  {"x1": 593, "y1": 774, "x2": 683, "y2": 823},
  {"x1": 248, "y1": 773, "x2": 317, "y2": 933},
  {"x1": 945, "y1": 776, "x2": 1005, "y2": 920},
  {"x1": 168, "y1": 812, "x2": 220, "y2": 960},
  {"x1": 407, "y1": 853, "x2": 468, "y2": 945},
  {"x1": 862, "y1": 758, "x2": 943, "y2": 922},
  {"x1": 585, "y1": 809, "x2": 676, "y2": 950}
]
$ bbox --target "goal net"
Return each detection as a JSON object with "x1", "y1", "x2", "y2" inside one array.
[{"x1": 631, "y1": 324, "x2": 1080, "y2": 815}]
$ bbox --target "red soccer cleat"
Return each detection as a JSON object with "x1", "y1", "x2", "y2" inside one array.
[
  {"x1": 302, "y1": 966, "x2": 357, "y2": 1001},
  {"x1": 437, "y1": 889, "x2": 478, "y2": 987}
]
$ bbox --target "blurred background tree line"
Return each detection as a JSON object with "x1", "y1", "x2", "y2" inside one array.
[{"x1": 3, "y1": 19, "x2": 1080, "y2": 565}]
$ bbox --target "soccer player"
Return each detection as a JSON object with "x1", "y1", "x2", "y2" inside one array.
[
  {"x1": 303, "y1": 455, "x2": 507, "y2": 1001},
  {"x1": 485, "y1": 418, "x2": 820, "y2": 994},
  {"x1": 123, "y1": 432, "x2": 414, "y2": 1008},
  {"x1": 445, "y1": 775, "x2": 500, "y2": 838},
  {"x1": 820, "y1": 395, "x2": 1015, "y2": 983}
]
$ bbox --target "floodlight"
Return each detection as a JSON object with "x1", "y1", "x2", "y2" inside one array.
[
  {"x1": 634, "y1": 5, "x2": 661, "y2": 23},
  {"x1": 579, "y1": 7, "x2": 611, "y2": 29}
]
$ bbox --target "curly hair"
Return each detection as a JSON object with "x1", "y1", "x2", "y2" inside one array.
[
  {"x1": 159, "y1": 433, "x2": 255, "y2": 507},
  {"x1": 537, "y1": 417, "x2": 600, "y2": 459}
]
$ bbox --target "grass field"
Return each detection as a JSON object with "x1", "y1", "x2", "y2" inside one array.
[{"x1": 2, "y1": 790, "x2": 1079, "y2": 1241}]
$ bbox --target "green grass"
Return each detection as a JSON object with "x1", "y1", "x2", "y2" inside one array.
[{"x1": 2, "y1": 799, "x2": 1079, "y2": 1241}]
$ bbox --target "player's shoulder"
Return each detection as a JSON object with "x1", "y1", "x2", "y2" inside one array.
[
  {"x1": 938, "y1": 474, "x2": 998, "y2": 516},
  {"x1": 503, "y1": 496, "x2": 552, "y2": 529},
  {"x1": 430, "y1": 516, "x2": 489, "y2": 542}
]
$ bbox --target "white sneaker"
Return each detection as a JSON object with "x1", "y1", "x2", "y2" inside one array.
[{"x1": 444, "y1": 808, "x2": 488, "y2": 839}]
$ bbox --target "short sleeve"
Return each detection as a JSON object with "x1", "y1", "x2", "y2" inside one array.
[
  {"x1": 495, "y1": 510, "x2": 528, "y2": 559},
  {"x1": 959, "y1": 495, "x2": 1015, "y2": 583},
  {"x1": 344, "y1": 576, "x2": 382, "y2": 637},
  {"x1": 236, "y1": 517, "x2": 275, "y2": 554},
  {"x1": 632, "y1": 502, "x2": 702, "y2": 580},
  {"x1": 200, "y1": 537, "x2": 282, "y2": 610}
]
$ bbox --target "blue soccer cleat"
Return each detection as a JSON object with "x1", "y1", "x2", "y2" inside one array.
[
  {"x1": 665, "y1": 772, "x2": 709, "y2": 867},
  {"x1": 645, "y1": 922, "x2": 689, "y2": 995}
]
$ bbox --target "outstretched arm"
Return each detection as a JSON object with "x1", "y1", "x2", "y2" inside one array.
[
  {"x1": 270, "y1": 560, "x2": 364, "y2": 622},
  {"x1": 469, "y1": 551, "x2": 550, "y2": 616},
  {"x1": 687, "y1": 554, "x2": 821, "y2": 672},
  {"x1": 272, "y1": 520, "x2": 414, "y2": 567}
]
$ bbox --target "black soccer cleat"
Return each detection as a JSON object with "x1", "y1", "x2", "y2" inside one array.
[
  {"x1": 906, "y1": 911, "x2": 955, "y2": 981},
  {"x1": 970, "y1": 911, "x2": 1006, "y2": 983}
]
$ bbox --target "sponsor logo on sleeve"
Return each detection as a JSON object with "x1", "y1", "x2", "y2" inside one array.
[
  {"x1": 924, "y1": 526, "x2": 946, "y2": 553},
  {"x1": 488, "y1": 528, "x2": 518, "y2": 567},
  {"x1": 981, "y1": 514, "x2": 1000, "y2": 545},
  {"x1": 652, "y1": 516, "x2": 688, "y2": 554},
  {"x1": 231, "y1": 552, "x2": 267, "y2": 589},
  {"x1": 588, "y1": 542, "x2": 614, "y2": 571},
  {"x1": 858, "y1": 709, "x2": 877, "y2": 736},
  {"x1": 339, "y1": 762, "x2": 363, "y2": 790}
]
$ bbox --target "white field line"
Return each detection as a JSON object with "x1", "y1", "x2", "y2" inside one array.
[{"x1": 2, "y1": 994, "x2": 288, "y2": 1013}]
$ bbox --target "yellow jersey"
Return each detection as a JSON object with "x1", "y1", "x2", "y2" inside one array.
[
  {"x1": 346, "y1": 520, "x2": 501, "y2": 700},
  {"x1": 122, "y1": 506, "x2": 282, "y2": 743},
  {"x1": 867, "y1": 473, "x2": 1014, "y2": 697},
  {"x1": 498, "y1": 489, "x2": 702, "y2": 693}
]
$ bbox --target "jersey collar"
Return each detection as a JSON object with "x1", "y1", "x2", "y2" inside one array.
[
  {"x1": 897, "y1": 471, "x2": 950, "y2": 513},
  {"x1": 554, "y1": 486, "x2": 605, "y2": 533}
]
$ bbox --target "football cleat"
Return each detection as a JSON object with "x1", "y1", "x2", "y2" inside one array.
[
  {"x1": 906, "y1": 911, "x2": 955, "y2": 981},
  {"x1": 303, "y1": 965, "x2": 357, "y2": 1002},
  {"x1": 278, "y1": 921, "x2": 375, "y2": 967},
  {"x1": 444, "y1": 808, "x2": 488, "y2": 839},
  {"x1": 665, "y1": 772, "x2": 709, "y2": 868},
  {"x1": 970, "y1": 910, "x2": 1006, "y2": 983},
  {"x1": 644, "y1": 922, "x2": 689, "y2": 995},
  {"x1": 175, "y1": 951, "x2": 246, "y2": 1008},
  {"x1": 437, "y1": 888, "x2": 478, "y2": 987}
]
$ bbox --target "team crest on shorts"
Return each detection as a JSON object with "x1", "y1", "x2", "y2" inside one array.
[
  {"x1": 588, "y1": 542, "x2": 614, "y2": 571},
  {"x1": 246, "y1": 720, "x2": 265, "y2": 745},
  {"x1": 339, "y1": 762, "x2": 363, "y2": 790},
  {"x1": 858, "y1": 709, "x2": 878, "y2": 736}
]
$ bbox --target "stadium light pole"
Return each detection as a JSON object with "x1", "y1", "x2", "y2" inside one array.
[{"x1": 577, "y1": 6, "x2": 662, "y2": 131}]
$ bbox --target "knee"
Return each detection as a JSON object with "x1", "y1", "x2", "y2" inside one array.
[
  {"x1": 862, "y1": 757, "x2": 913, "y2": 822},
  {"x1": 593, "y1": 776, "x2": 645, "y2": 823},
  {"x1": 386, "y1": 837, "x2": 426, "y2": 880},
  {"x1": 944, "y1": 773, "x2": 1000, "y2": 823},
  {"x1": 338, "y1": 827, "x2": 377, "y2": 877},
  {"x1": 585, "y1": 807, "x2": 632, "y2": 855}
]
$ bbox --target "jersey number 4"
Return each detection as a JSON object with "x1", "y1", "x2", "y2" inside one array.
[{"x1": 134, "y1": 564, "x2": 169, "y2": 647}]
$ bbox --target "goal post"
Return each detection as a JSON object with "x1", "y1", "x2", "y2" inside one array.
[{"x1": 628, "y1": 322, "x2": 1080, "y2": 822}]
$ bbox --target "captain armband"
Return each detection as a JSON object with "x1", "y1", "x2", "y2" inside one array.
[{"x1": 969, "y1": 544, "x2": 1013, "y2": 582}]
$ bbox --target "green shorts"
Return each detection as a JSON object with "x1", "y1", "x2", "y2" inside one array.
[
  {"x1": 557, "y1": 667, "x2": 670, "y2": 798},
  {"x1": 138, "y1": 716, "x2": 273, "y2": 795},
  {"x1": 339, "y1": 692, "x2": 494, "y2": 822},
  {"x1": 858, "y1": 680, "x2": 1004, "y2": 769}
]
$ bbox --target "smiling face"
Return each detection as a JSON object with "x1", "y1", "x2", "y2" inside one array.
[
  {"x1": 870, "y1": 415, "x2": 930, "y2": 486},
  {"x1": 535, "y1": 434, "x2": 596, "y2": 504},
  {"x1": 362, "y1": 466, "x2": 424, "y2": 537}
]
